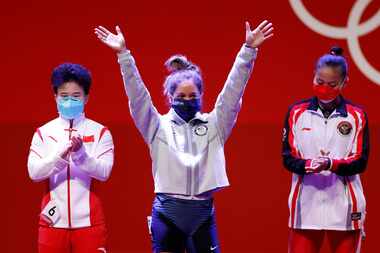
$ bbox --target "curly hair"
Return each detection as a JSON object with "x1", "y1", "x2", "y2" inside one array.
[{"x1": 51, "y1": 63, "x2": 92, "y2": 95}]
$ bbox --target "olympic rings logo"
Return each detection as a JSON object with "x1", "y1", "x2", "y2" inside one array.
[{"x1": 289, "y1": 0, "x2": 380, "y2": 86}]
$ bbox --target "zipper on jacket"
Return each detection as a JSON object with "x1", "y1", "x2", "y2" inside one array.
[
  {"x1": 321, "y1": 112, "x2": 338, "y2": 227},
  {"x1": 322, "y1": 111, "x2": 339, "y2": 153},
  {"x1": 185, "y1": 123, "x2": 194, "y2": 196},
  {"x1": 188, "y1": 124, "x2": 195, "y2": 196},
  {"x1": 67, "y1": 119, "x2": 74, "y2": 228}
]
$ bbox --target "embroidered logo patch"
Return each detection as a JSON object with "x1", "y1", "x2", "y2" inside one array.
[
  {"x1": 194, "y1": 125, "x2": 208, "y2": 136},
  {"x1": 337, "y1": 121, "x2": 352, "y2": 136},
  {"x1": 351, "y1": 212, "x2": 362, "y2": 221}
]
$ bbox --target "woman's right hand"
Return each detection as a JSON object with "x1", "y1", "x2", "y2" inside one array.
[
  {"x1": 58, "y1": 142, "x2": 72, "y2": 161},
  {"x1": 306, "y1": 157, "x2": 330, "y2": 174},
  {"x1": 94, "y1": 25, "x2": 127, "y2": 53}
]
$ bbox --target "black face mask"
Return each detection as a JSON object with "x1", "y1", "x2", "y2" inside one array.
[{"x1": 171, "y1": 98, "x2": 201, "y2": 122}]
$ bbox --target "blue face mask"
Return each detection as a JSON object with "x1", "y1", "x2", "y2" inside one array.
[
  {"x1": 57, "y1": 96, "x2": 84, "y2": 120},
  {"x1": 171, "y1": 98, "x2": 201, "y2": 122}
]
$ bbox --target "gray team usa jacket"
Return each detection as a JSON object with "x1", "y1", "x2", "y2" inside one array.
[{"x1": 117, "y1": 45, "x2": 257, "y2": 196}]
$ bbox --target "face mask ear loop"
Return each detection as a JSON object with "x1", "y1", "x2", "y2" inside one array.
[
  {"x1": 168, "y1": 95, "x2": 175, "y2": 105},
  {"x1": 339, "y1": 78, "x2": 347, "y2": 89}
]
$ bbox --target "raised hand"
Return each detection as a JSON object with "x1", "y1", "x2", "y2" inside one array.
[
  {"x1": 245, "y1": 20, "x2": 274, "y2": 48},
  {"x1": 94, "y1": 25, "x2": 127, "y2": 53}
]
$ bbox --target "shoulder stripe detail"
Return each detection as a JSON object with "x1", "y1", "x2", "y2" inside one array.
[
  {"x1": 36, "y1": 128, "x2": 44, "y2": 142},
  {"x1": 99, "y1": 127, "x2": 108, "y2": 142}
]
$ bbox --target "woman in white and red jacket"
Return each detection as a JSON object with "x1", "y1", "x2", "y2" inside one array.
[
  {"x1": 27, "y1": 63, "x2": 114, "y2": 253},
  {"x1": 282, "y1": 47, "x2": 370, "y2": 253}
]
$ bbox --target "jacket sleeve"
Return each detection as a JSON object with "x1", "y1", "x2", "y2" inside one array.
[
  {"x1": 282, "y1": 107, "x2": 308, "y2": 175},
  {"x1": 211, "y1": 45, "x2": 257, "y2": 143},
  {"x1": 117, "y1": 50, "x2": 161, "y2": 145},
  {"x1": 27, "y1": 129, "x2": 69, "y2": 182},
  {"x1": 71, "y1": 128, "x2": 114, "y2": 181},
  {"x1": 330, "y1": 111, "x2": 369, "y2": 176}
]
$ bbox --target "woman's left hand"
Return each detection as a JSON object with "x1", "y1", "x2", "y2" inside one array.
[{"x1": 245, "y1": 20, "x2": 274, "y2": 48}]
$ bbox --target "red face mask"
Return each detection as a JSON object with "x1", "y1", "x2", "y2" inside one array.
[{"x1": 313, "y1": 84, "x2": 340, "y2": 101}]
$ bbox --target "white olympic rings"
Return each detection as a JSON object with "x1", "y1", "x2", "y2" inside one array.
[{"x1": 289, "y1": 0, "x2": 380, "y2": 85}]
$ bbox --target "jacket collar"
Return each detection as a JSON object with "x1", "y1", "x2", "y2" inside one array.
[
  {"x1": 307, "y1": 95, "x2": 348, "y2": 117},
  {"x1": 58, "y1": 113, "x2": 86, "y2": 128},
  {"x1": 168, "y1": 108, "x2": 208, "y2": 126}
]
